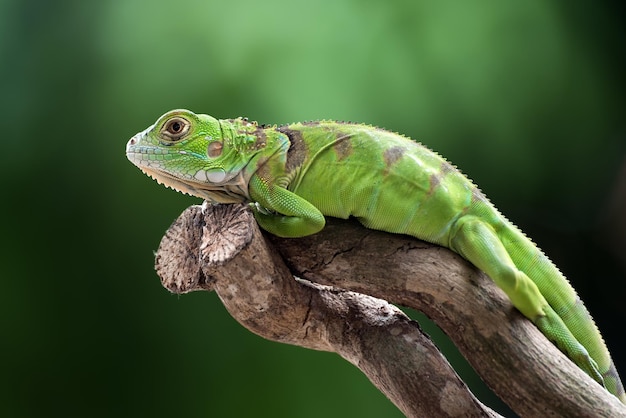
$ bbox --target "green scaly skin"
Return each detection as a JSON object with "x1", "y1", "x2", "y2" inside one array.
[{"x1": 126, "y1": 109, "x2": 625, "y2": 403}]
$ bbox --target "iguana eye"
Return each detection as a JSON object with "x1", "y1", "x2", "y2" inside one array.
[{"x1": 160, "y1": 117, "x2": 190, "y2": 141}]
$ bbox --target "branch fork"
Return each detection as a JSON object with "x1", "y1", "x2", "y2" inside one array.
[{"x1": 154, "y1": 203, "x2": 624, "y2": 417}]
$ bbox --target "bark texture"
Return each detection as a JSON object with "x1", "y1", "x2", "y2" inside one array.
[{"x1": 154, "y1": 203, "x2": 626, "y2": 418}]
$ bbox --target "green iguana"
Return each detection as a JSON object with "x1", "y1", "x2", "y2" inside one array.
[{"x1": 126, "y1": 109, "x2": 625, "y2": 403}]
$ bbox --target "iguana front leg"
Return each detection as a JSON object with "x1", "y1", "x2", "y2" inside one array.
[
  {"x1": 248, "y1": 175, "x2": 326, "y2": 237},
  {"x1": 449, "y1": 215, "x2": 604, "y2": 385}
]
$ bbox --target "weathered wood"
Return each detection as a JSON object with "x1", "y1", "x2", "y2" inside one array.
[{"x1": 155, "y1": 203, "x2": 626, "y2": 417}]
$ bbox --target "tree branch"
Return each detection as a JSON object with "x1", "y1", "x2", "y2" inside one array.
[{"x1": 154, "y1": 203, "x2": 625, "y2": 417}]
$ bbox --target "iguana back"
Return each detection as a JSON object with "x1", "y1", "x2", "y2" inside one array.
[{"x1": 277, "y1": 121, "x2": 476, "y2": 246}]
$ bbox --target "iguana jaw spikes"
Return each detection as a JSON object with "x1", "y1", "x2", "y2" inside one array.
[{"x1": 134, "y1": 164, "x2": 249, "y2": 204}]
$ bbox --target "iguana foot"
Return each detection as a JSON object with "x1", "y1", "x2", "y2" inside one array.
[{"x1": 535, "y1": 308, "x2": 605, "y2": 387}]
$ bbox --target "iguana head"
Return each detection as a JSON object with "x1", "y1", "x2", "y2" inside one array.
[{"x1": 126, "y1": 109, "x2": 285, "y2": 204}]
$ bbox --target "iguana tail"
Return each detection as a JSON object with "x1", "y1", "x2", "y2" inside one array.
[{"x1": 502, "y1": 225, "x2": 626, "y2": 403}]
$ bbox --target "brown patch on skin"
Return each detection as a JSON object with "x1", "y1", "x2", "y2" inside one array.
[
  {"x1": 603, "y1": 365, "x2": 625, "y2": 396},
  {"x1": 250, "y1": 126, "x2": 267, "y2": 150},
  {"x1": 384, "y1": 146, "x2": 405, "y2": 166},
  {"x1": 440, "y1": 161, "x2": 457, "y2": 176},
  {"x1": 300, "y1": 121, "x2": 323, "y2": 127},
  {"x1": 277, "y1": 127, "x2": 308, "y2": 173},
  {"x1": 333, "y1": 131, "x2": 353, "y2": 162},
  {"x1": 471, "y1": 186, "x2": 488, "y2": 204},
  {"x1": 382, "y1": 146, "x2": 405, "y2": 175},
  {"x1": 428, "y1": 172, "x2": 442, "y2": 195}
]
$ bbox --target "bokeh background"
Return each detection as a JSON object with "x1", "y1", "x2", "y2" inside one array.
[{"x1": 2, "y1": 1, "x2": 625, "y2": 417}]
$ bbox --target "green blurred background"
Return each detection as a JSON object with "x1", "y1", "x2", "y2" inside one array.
[{"x1": 2, "y1": 0, "x2": 625, "y2": 416}]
